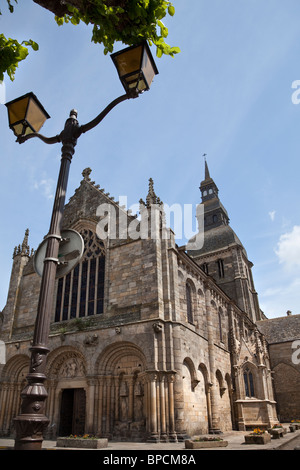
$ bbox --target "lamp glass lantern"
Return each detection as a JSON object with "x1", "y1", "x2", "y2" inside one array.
[
  {"x1": 5, "y1": 92, "x2": 50, "y2": 138},
  {"x1": 111, "y1": 42, "x2": 159, "y2": 95}
]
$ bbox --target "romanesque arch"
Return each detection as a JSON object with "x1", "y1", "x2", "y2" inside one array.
[
  {"x1": 44, "y1": 346, "x2": 88, "y2": 439},
  {"x1": 95, "y1": 341, "x2": 148, "y2": 440},
  {"x1": 46, "y1": 346, "x2": 87, "y2": 379},
  {"x1": 95, "y1": 341, "x2": 147, "y2": 375}
]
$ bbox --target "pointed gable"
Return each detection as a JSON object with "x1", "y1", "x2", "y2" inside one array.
[{"x1": 61, "y1": 168, "x2": 134, "y2": 233}]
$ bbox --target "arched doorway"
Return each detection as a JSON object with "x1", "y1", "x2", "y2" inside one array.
[{"x1": 45, "y1": 346, "x2": 88, "y2": 439}]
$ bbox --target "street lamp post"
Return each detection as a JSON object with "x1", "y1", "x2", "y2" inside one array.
[{"x1": 5, "y1": 42, "x2": 158, "y2": 450}]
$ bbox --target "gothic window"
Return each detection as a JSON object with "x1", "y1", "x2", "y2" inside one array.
[
  {"x1": 55, "y1": 230, "x2": 105, "y2": 322},
  {"x1": 186, "y1": 283, "x2": 193, "y2": 324},
  {"x1": 243, "y1": 367, "x2": 255, "y2": 398}
]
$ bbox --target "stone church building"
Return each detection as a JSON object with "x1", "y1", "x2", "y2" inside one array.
[{"x1": 0, "y1": 163, "x2": 298, "y2": 442}]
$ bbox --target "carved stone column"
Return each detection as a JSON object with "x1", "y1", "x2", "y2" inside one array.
[
  {"x1": 114, "y1": 376, "x2": 119, "y2": 422},
  {"x1": 97, "y1": 377, "x2": 104, "y2": 435},
  {"x1": 0, "y1": 382, "x2": 9, "y2": 432},
  {"x1": 105, "y1": 377, "x2": 112, "y2": 436},
  {"x1": 5, "y1": 384, "x2": 15, "y2": 434},
  {"x1": 167, "y1": 373, "x2": 177, "y2": 442},
  {"x1": 147, "y1": 372, "x2": 159, "y2": 442},
  {"x1": 0, "y1": 383, "x2": 9, "y2": 431},
  {"x1": 128, "y1": 376, "x2": 134, "y2": 422},
  {"x1": 87, "y1": 378, "x2": 96, "y2": 434},
  {"x1": 159, "y1": 374, "x2": 167, "y2": 441}
]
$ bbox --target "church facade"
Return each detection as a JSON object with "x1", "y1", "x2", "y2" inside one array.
[{"x1": 0, "y1": 165, "x2": 281, "y2": 441}]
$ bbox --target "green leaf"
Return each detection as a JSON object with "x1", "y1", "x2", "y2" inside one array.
[
  {"x1": 168, "y1": 5, "x2": 175, "y2": 16},
  {"x1": 170, "y1": 46, "x2": 181, "y2": 55},
  {"x1": 31, "y1": 41, "x2": 39, "y2": 51},
  {"x1": 55, "y1": 15, "x2": 65, "y2": 26},
  {"x1": 156, "y1": 47, "x2": 163, "y2": 58},
  {"x1": 23, "y1": 39, "x2": 39, "y2": 51}
]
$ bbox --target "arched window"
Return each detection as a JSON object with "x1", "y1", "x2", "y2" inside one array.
[
  {"x1": 55, "y1": 229, "x2": 105, "y2": 322},
  {"x1": 243, "y1": 366, "x2": 255, "y2": 397},
  {"x1": 186, "y1": 283, "x2": 193, "y2": 324}
]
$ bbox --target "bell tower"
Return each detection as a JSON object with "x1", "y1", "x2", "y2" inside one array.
[{"x1": 188, "y1": 162, "x2": 263, "y2": 322}]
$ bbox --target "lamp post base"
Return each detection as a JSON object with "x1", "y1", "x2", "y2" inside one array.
[{"x1": 14, "y1": 414, "x2": 50, "y2": 450}]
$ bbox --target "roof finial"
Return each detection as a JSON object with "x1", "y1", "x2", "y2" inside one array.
[
  {"x1": 22, "y1": 228, "x2": 29, "y2": 251},
  {"x1": 146, "y1": 178, "x2": 162, "y2": 206},
  {"x1": 140, "y1": 178, "x2": 163, "y2": 208},
  {"x1": 13, "y1": 228, "x2": 30, "y2": 258},
  {"x1": 82, "y1": 167, "x2": 92, "y2": 182},
  {"x1": 203, "y1": 154, "x2": 210, "y2": 180}
]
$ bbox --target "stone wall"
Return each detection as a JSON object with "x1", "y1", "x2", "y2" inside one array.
[{"x1": 257, "y1": 315, "x2": 300, "y2": 422}]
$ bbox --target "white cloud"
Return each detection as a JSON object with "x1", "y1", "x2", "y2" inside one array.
[
  {"x1": 33, "y1": 179, "x2": 55, "y2": 200},
  {"x1": 260, "y1": 277, "x2": 300, "y2": 318},
  {"x1": 275, "y1": 225, "x2": 300, "y2": 271},
  {"x1": 269, "y1": 210, "x2": 276, "y2": 221}
]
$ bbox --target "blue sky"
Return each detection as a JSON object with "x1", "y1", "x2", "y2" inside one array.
[{"x1": 0, "y1": 0, "x2": 300, "y2": 318}]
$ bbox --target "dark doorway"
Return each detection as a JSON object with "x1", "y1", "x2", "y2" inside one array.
[{"x1": 59, "y1": 388, "x2": 86, "y2": 436}]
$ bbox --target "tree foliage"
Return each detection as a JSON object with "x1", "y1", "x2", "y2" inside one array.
[
  {"x1": 0, "y1": 35, "x2": 39, "y2": 81},
  {"x1": 0, "y1": 1, "x2": 39, "y2": 81},
  {"x1": 55, "y1": 0, "x2": 180, "y2": 58},
  {"x1": 0, "y1": 0, "x2": 180, "y2": 82}
]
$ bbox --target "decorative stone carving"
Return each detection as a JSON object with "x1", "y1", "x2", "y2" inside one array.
[
  {"x1": 59, "y1": 357, "x2": 85, "y2": 378},
  {"x1": 84, "y1": 334, "x2": 99, "y2": 346},
  {"x1": 153, "y1": 322, "x2": 163, "y2": 333}
]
